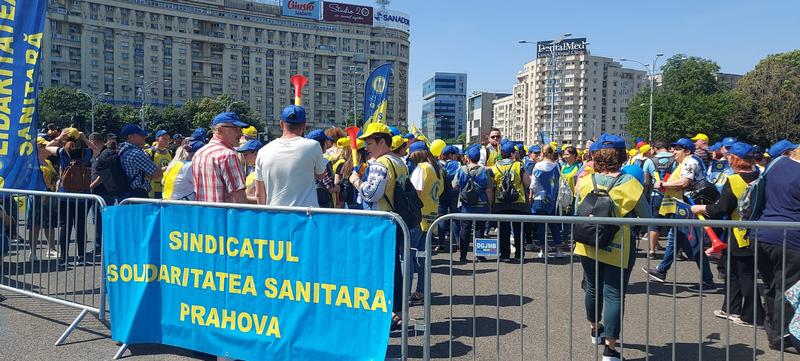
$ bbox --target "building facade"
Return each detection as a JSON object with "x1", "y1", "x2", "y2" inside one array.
[
  {"x1": 466, "y1": 91, "x2": 510, "y2": 144},
  {"x1": 491, "y1": 94, "x2": 514, "y2": 141},
  {"x1": 42, "y1": 0, "x2": 410, "y2": 134},
  {"x1": 420, "y1": 72, "x2": 466, "y2": 140},
  {"x1": 506, "y1": 47, "x2": 647, "y2": 146}
]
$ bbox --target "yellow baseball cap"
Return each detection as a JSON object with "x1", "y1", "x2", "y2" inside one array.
[
  {"x1": 336, "y1": 137, "x2": 349, "y2": 148},
  {"x1": 242, "y1": 126, "x2": 257, "y2": 138},
  {"x1": 639, "y1": 144, "x2": 652, "y2": 155},
  {"x1": 37, "y1": 136, "x2": 48, "y2": 145},
  {"x1": 391, "y1": 135, "x2": 407, "y2": 150},
  {"x1": 358, "y1": 122, "x2": 391, "y2": 140},
  {"x1": 690, "y1": 133, "x2": 709, "y2": 142},
  {"x1": 65, "y1": 127, "x2": 80, "y2": 140},
  {"x1": 356, "y1": 139, "x2": 365, "y2": 150}
]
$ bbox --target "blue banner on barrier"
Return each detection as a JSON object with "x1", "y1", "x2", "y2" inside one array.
[
  {"x1": 0, "y1": 0, "x2": 47, "y2": 190},
  {"x1": 104, "y1": 203, "x2": 397, "y2": 360}
]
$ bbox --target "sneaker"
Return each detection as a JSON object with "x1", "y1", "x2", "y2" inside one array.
[
  {"x1": 602, "y1": 345, "x2": 621, "y2": 361},
  {"x1": 591, "y1": 325, "x2": 605, "y2": 345},
  {"x1": 476, "y1": 256, "x2": 488, "y2": 262},
  {"x1": 647, "y1": 252, "x2": 657, "y2": 260},
  {"x1": 713, "y1": 309, "x2": 741, "y2": 321},
  {"x1": 642, "y1": 267, "x2": 667, "y2": 283},
  {"x1": 48, "y1": 249, "x2": 59, "y2": 258},
  {"x1": 554, "y1": 249, "x2": 564, "y2": 258},
  {"x1": 75, "y1": 257, "x2": 86, "y2": 266},
  {"x1": 687, "y1": 283, "x2": 717, "y2": 293},
  {"x1": 537, "y1": 250, "x2": 544, "y2": 258}
]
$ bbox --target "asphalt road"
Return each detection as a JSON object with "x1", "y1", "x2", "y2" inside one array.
[{"x1": 2, "y1": 239, "x2": 800, "y2": 360}]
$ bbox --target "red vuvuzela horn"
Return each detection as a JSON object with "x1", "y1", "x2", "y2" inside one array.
[{"x1": 290, "y1": 74, "x2": 308, "y2": 106}]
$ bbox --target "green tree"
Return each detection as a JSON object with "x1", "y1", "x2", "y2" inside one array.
[
  {"x1": 188, "y1": 95, "x2": 262, "y2": 131},
  {"x1": 92, "y1": 103, "x2": 126, "y2": 136},
  {"x1": 625, "y1": 55, "x2": 738, "y2": 141},
  {"x1": 727, "y1": 50, "x2": 800, "y2": 145},
  {"x1": 38, "y1": 86, "x2": 91, "y2": 128}
]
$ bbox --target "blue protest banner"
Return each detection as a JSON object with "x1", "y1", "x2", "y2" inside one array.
[
  {"x1": 104, "y1": 203, "x2": 397, "y2": 360},
  {"x1": 0, "y1": 0, "x2": 47, "y2": 190}
]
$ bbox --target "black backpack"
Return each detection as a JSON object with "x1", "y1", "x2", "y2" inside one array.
[
  {"x1": 459, "y1": 167, "x2": 484, "y2": 206},
  {"x1": 94, "y1": 148, "x2": 132, "y2": 196},
  {"x1": 496, "y1": 164, "x2": 521, "y2": 204},
  {"x1": 654, "y1": 155, "x2": 676, "y2": 181},
  {"x1": 573, "y1": 175, "x2": 621, "y2": 249},
  {"x1": 383, "y1": 159, "x2": 423, "y2": 227}
]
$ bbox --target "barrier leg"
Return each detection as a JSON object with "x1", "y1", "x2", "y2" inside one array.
[
  {"x1": 113, "y1": 344, "x2": 129, "y2": 359},
  {"x1": 55, "y1": 309, "x2": 88, "y2": 346}
]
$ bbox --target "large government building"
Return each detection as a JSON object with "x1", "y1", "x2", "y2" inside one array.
[{"x1": 42, "y1": 0, "x2": 411, "y2": 133}]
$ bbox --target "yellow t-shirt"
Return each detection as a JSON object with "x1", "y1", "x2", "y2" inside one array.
[
  {"x1": 147, "y1": 147, "x2": 173, "y2": 193},
  {"x1": 412, "y1": 162, "x2": 443, "y2": 231}
]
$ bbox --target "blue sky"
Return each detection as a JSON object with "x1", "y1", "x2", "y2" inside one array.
[{"x1": 347, "y1": 0, "x2": 799, "y2": 126}]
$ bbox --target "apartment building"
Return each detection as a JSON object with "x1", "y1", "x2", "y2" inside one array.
[{"x1": 466, "y1": 91, "x2": 510, "y2": 144}]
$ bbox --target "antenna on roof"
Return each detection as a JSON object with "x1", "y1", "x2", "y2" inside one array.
[{"x1": 376, "y1": 0, "x2": 390, "y2": 10}]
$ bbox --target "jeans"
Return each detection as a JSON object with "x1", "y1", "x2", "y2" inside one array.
[
  {"x1": 756, "y1": 242, "x2": 800, "y2": 347},
  {"x1": 459, "y1": 217, "x2": 487, "y2": 260},
  {"x1": 58, "y1": 198, "x2": 89, "y2": 262},
  {"x1": 581, "y1": 256, "x2": 632, "y2": 340},
  {"x1": 532, "y1": 206, "x2": 562, "y2": 247},
  {"x1": 410, "y1": 227, "x2": 426, "y2": 294},
  {"x1": 656, "y1": 228, "x2": 714, "y2": 285},
  {"x1": 496, "y1": 209, "x2": 527, "y2": 259},
  {"x1": 437, "y1": 194, "x2": 459, "y2": 248}
]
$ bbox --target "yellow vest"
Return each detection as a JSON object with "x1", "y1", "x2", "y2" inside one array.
[
  {"x1": 40, "y1": 159, "x2": 57, "y2": 191},
  {"x1": 573, "y1": 175, "x2": 644, "y2": 268},
  {"x1": 658, "y1": 159, "x2": 686, "y2": 216},
  {"x1": 492, "y1": 161, "x2": 526, "y2": 204},
  {"x1": 416, "y1": 162, "x2": 443, "y2": 231},
  {"x1": 375, "y1": 155, "x2": 408, "y2": 212},
  {"x1": 727, "y1": 174, "x2": 750, "y2": 248},
  {"x1": 485, "y1": 145, "x2": 500, "y2": 167},
  {"x1": 147, "y1": 147, "x2": 173, "y2": 193},
  {"x1": 561, "y1": 162, "x2": 581, "y2": 193},
  {"x1": 161, "y1": 161, "x2": 185, "y2": 200}
]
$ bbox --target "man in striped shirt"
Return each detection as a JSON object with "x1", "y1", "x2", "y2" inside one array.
[{"x1": 192, "y1": 112, "x2": 248, "y2": 204}]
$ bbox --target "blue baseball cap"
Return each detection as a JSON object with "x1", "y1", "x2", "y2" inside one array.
[
  {"x1": 403, "y1": 133, "x2": 415, "y2": 140},
  {"x1": 727, "y1": 142, "x2": 754, "y2": 159},
  {"x1": 212, "y1": 112, "x2": 247, "y2": 127},
  {"x1": 281, "y1": 105, "x2": 306, "y2": 124},
  {"x1": 173, "y1": 133, "x2": 184, "y2": 139},
  {"x1": 388, "y1": 126, "x2": 401, "y2": 136},
  {"x1": 721, "y1": 137, "x2": 738, "y2": 148},
  {"x1": 155, "y1": 130, "x2": 168, "y2": 138},
  {"x1": 442, "y1": 145, "x2": 460, "y2": 156},
  {"x1": 768, "y1": 139, "x2": 798, "y2": 158},
  {"x1": 120, "y1": 124, "x2": 148, "y2": 138},
  {"x1": 528, "y1": 145, "x2": 541, "y2": 153},
  {"x1": 187, "y1": 140, "x2": 205, "y2": 153},
  {"x1": 466, "y1": 144, "x2": 481, "y2": 162},
  {"x1": 708, "y1": 142, "x2": 723, "y2": 152},
  {"x1": 305, "y1": 129, "x2": 333, "y2": 143},
  {"x1": 236, "y1": 139, "x2": 263, "y2": 152},
  {"x1": 409, "y1": 141, "x2": 429, "y2": 153},
  {"x1": 500, "y1": 141, "x2": 517, "y2": 154},
  {"x1": 191, "y1": 128, "x2": 206, "y2": 139},
  {"x1": 589, "y1": 134, "x2": 626, "y2": 152},
  {"x1": 670, "y1": 138, "x2": 696, "y2": 153},
  {"x1": 621, "y1": 164, "x2": 645, "y2": 185}
]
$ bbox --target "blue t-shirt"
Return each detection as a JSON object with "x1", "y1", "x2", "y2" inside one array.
[{"x1": 754, "y1": 156, "x2": 800, "y2": 250}]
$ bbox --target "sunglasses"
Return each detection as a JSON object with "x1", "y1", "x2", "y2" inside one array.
[{"x1": 489, "y1": 135, "x2": 500, "y2": 139}]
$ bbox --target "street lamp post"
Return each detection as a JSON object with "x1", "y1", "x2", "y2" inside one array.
[
  {"x1": 137, "y1": 77, "x2": 168, "y2": 130},
  {"x1": 78, "y1": 90, "x2": 111, "y2": 133},
  {"x1": 620, "y1": 53, "x2": 664, "y2": 142},
  {"x1": 348, "y1": 66, "x2": 363, "y2": 127},
  {"x1": 519, "y1": 32, "x2": 571, "y2": 143}
]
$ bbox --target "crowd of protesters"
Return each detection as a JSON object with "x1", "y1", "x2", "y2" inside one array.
[{"x1": 4, "y1": 106, "x2": 800, "y2": 359}]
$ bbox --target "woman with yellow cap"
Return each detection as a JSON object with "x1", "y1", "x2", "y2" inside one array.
[{"x1": 25, "y1": 137, "x2": 59, "y2": 260}]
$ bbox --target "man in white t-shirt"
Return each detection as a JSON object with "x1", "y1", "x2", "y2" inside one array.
[{"x1": 254, "y1": 105, "x2": 327, "y2": 207}]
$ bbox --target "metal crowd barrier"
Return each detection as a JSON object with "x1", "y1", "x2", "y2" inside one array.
[
  {"x1": 0, "y1": 188, "x2": 108, "y2": 346},
  {"x1": 114, "y1": 198, "x2": 413, "y2": 360},
  {"x1": 421, "y1": 213, "x2": 800, "y2": 361}
]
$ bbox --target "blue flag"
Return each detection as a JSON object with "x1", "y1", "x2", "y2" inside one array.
[
  {"x1": 673, "y1": 200, "x2": 704, "y2": 256},
  {"x1": 362, "y1": 63, "x2": 392, "y2": 125},
  {"x1": 0, "y1": 0, "x2": 47, "y2": 190}
]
